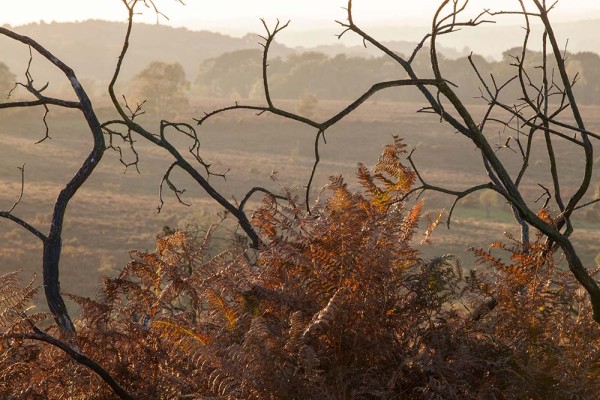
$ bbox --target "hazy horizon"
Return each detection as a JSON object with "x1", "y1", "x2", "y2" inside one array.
[{"x1": 2, "y1": 1, "x2": 599, "y2": 51}]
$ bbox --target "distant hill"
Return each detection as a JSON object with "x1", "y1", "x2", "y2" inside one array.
[
  {"x1": 0, "y1": 20, "x2": 469, "y2": 89},
  {"x1": 2, "y1": 18, "x2": 596, "y2": 92},
  {"x1": 297, "y1": 40, "x2": 470, "y2": 59},
  {"x1": 0, "y1": 20, "x2": 295, "y2": 85},
  {"x1": 347, "y1": 19, "x2": 600, "y2": 60}
]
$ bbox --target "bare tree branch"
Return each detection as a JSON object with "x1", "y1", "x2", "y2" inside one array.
[
  {"x1": 239, "y1": 187, "x2": 287, "y2": 212},
  {"x1": 0, "y1": 26, "x2": 106, "y2": 335},
  {"x1": 8, "y1": 328, "x2": 135, "y2": 400},
  {"x1": 107, "y1": 1, "x2": 263, "y2": 248}
]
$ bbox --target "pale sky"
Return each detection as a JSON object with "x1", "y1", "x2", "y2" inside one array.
[{"x1": 1, "y1": 0, "x2": 599, "y2": 46}]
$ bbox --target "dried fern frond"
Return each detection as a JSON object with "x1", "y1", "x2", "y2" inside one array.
[
  {"x1": 152, "y1": 318, "x2": 208, "y2": 347},
  {"x1": 302, "y1": 287, "x2": 346, "y2": 342},
  {"x1": 0, "y1": 272, "x2": 43, "y2": 330}
]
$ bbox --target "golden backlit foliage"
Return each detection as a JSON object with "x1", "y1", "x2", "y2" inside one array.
[{"x1": 1, "y1": 139, "x2": 600, "y2": 399}]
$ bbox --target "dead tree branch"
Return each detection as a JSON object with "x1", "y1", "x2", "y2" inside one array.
[
  {"x1": 207, "y1": 0, "x2": 600, "y2": 322},
  {"x1": 8, "y1": 327, "x2": 134, "y2": 400},
  {"x1": 0, "y1": 26, "x2": 106, "y2": 335},
  {"x1": 107, "y1": 1, "x2": 262, "y2": 248}
]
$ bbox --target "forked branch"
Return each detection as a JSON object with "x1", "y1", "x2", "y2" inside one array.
[{"x1": 0, "y1": 26, "x2": 106, "y2": 335}]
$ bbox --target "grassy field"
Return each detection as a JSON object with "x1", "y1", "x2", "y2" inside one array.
[{"x1": 1, "y1": 98, "x2": 599, "y2": 311}]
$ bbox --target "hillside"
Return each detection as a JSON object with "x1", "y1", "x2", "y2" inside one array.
[
  {"x1": 0, "y1": 19, "x2": 469, "y2": 87},
  {"x1": 0, "y1": 20, "x2": 294, "y2": 84},
  {"x1": 285, "y1": 19, "x2": 600, "y2": 60}
]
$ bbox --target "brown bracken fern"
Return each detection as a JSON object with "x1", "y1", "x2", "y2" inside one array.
[{"x1": 1, "y1": 138, "x2": 600, "y2": 399}]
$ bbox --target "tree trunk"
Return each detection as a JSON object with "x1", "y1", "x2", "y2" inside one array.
[{"x1": 43, "y1": 238, "x2": 76, "y2": 336}]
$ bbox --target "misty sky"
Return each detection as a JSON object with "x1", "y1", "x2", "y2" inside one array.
[{"x1": 2, "y1": 1, "x2": 599, "y2": 45}]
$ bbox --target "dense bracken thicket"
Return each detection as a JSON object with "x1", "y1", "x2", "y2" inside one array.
[{"x1": 1, "y1": 138, "x2": 600, "y2": 399}]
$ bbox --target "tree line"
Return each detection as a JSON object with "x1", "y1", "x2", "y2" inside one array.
[
  {"x1": 4, "y1": 46, "x2": 600, "y2": 113},
  {"x1": 194, "y1": 47, "x2": 600, "y2": 104}
]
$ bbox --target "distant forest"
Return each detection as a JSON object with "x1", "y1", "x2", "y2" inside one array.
[{"x1": 195, "y1": 48, "x2": 600, "y2": 104}]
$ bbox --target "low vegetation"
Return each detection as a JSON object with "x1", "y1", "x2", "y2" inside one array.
[
  {"x1": 2, "y1": 0, "x2": 600, "y2": 398},
  {"x1": 2, "y1": 139, "x2": 600, "y2": 399}
]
